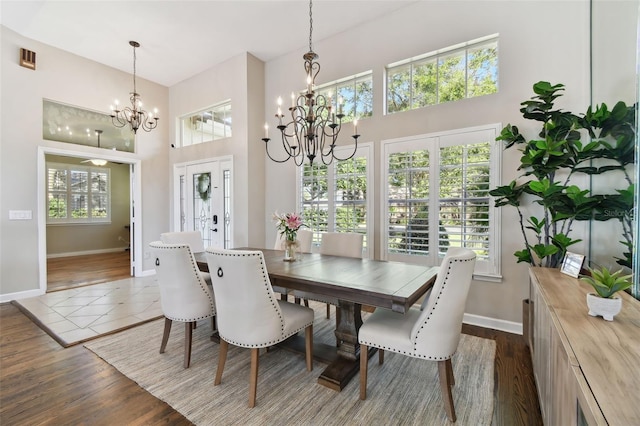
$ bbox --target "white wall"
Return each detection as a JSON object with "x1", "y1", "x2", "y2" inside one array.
[
  {"x1": 0, "y1": 26, "x2": 169, "y2": 298},
  {"x1": 263, "y1": 0, "x2": 593, "y2": 327}
]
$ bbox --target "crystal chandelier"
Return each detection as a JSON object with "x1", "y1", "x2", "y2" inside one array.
[
  {"x1": 262, "y1": 0, "x2": 360, "y2": 166},
  {"x1": 110, "y1": 41, "x2": 159, "y2": 134}
]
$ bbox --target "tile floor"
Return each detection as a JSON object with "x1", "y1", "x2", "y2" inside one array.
[{"x1": 15, "y1": 276, "x2": 162, "y2": 347}]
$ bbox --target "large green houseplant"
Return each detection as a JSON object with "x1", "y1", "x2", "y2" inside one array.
[{"x1": 490, "y1": 81, "x2": 635, "y2": 268}]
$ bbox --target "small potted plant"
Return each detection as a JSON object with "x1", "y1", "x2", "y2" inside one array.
[{"x1": 580, "y1": 266, "x2": 632, "y2": 321}]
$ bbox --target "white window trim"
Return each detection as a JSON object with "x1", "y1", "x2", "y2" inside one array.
[
  {"x1": 380, "y1": 124, "x2": 502, "y2": 280},
  {"x1": 385, "y1": 34, "x2": 499, "y2": 115},
  {"x1": 46, "y1": 162, "x2": 112, "y2": 224},
  {"x1": 178, "y1": 99, "x2": 232, "y2": 148},
  {"x1": 297, "y1": 142, "x2": 374, "y2": 259}
]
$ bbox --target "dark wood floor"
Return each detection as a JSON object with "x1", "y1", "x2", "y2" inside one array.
[
  {"x1": 0, "y1": 305, "x2": 542, "y2": 425},
  {"x1": 47, "y1": 251, "x2": 131, "y2": 292},
  {"x1": 4, "y1": 253, "x2": 542, "y2": 424}
]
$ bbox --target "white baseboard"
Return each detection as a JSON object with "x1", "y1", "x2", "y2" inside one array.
[
  {"x1": 463, "y1": 312, "x2": 523, "y2": 335},
  {"x1": 47, "y1": 247, "x2": 129, "y2": 259},
  {"x1": 138, "y1": 269, "x2": 156, "y2": 277},
  {"x1": 0, "y1": 288, "x2": 45, "y2": 303}
]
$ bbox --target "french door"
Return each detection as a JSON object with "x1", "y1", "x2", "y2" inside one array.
[{"x1": 174, "y1": 157, "x2": 233, "y2": 250}]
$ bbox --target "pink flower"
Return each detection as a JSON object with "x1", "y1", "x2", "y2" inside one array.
[
  {"x1": 274, "y1": 211, "x2": 305, "y2": 241},
  {"x1": 286, "y1": 213, "x2": 302, "y2": 231}
]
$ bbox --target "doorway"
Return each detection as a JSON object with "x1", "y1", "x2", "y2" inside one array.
[
  {"x1": 38, "y1": 146, "x2": 142, "y2": 294},
  {"x1": 173, "y1": 157, "x2": 233, "y2": 249}
]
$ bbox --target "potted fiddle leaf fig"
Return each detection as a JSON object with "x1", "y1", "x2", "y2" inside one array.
[
  {"x1": 489, "y1": 81, "x2": 636, "y2": 268},
  {"x1": 580, "y1": 266, "x2": 632, "y2": 321}
]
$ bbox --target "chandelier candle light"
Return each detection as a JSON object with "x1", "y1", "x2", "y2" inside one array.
[
  {"x1": 262, "y1": 0, "x2": 360, "y2": 166},
  {"x1": 110, "y1": 41, "x2": 159, "y2": 134}
]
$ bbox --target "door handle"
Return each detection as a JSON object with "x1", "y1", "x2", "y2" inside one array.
[{"x1": 211, "y1": 228, "x2": 218, "y2": 232}]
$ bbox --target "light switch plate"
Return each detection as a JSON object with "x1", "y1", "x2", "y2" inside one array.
[{"x1": 9, "y1": 210, "x2": 32, "y2": 220}]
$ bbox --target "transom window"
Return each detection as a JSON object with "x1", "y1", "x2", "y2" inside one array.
[
  {"x1": 180, "y1": 101, "x2": 232, "y2": 147},
  {"x1": 47, "y1": 162, "x2": 111, "y2": 223},
  {"x1": 298, "y1": 144, "x2": 373, "y2": 257},
  {"x1": 313, "y1": 71, "x2": 373, "y2": 123},
  {"x1": 383, "y1": 125, "x2": 501, "y2": 278},
  {"x1": 386, "y1": 35, "x2": 498, "y2": 114}
]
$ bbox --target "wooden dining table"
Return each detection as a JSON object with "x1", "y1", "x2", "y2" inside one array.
[{"x1": 196, "y1": 248, "x2": 438, "y2": 391}]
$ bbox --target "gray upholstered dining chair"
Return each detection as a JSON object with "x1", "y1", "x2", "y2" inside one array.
[
  {"x1": 149, "y1": 241, "x2": 216, "y2": 368},
  {"x1": 293, "y1": 231, "x2": 364, "y2": 319},
  {"x1": 161, "y1": 231, "x2": 212, "y2": 286},
  {"x1": 272, "y1": 228, "x2": 313, "y2": 300},
  {"x1": 205, "y1": 247, "x2": 314, "y2": 408},
  {"x1": 358, "y1": 247, "x2": 476, "y2": 423}
]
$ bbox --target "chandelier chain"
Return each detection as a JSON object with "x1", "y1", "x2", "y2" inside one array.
[
  {"x1": 308, "y1": 0, "x2": 313, "y2": 52},
  {"x1": 132, "y1": 43, "x2": 137, "y2": 94}
]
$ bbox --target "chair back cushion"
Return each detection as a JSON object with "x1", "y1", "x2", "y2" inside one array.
[
  {"x1": 161, "y1": 231, "x2": 205, "y2": 253},
  {"x1": 149, "y1": 241, "x2": 215, "y2": 322},
  {"x1": 296, "y1": 229, "x2": 313, "y2": 253},
  {"x1": 205, "y1": 248, "x2": 285, "y2": 347},
  {"x1": 410, "y1": 247, "x2": 476, "y2": 358},
  {"x1": 319, "y1": 232, "x2": 363, "y2": 258}
]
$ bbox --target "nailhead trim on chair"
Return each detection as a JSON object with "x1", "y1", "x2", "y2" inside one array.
[
  {"x1": 150, "y1": 241, "x2": 216, "y2": 322},
  {"x1": 359, "y1": 256, "x2": 475, "y2": 361},
  {"x1": 208, "y1": 249, "x2": 312, "y2": 349}
]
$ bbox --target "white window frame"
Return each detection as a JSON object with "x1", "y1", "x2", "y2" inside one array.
[
  {"x1": 46, "y1": 162, "x2": 111, "y2": 224},
  {"x1": 297, "y1": 142, "x2": 374, "y2": 258},
  {"x1": 179, "y1": 100, "x2": 232, "y2": 147},
  {"x1": 380, "y1": 124, "x2": 502, "y2": 280},
  {"x1": 313, "y1": 71, "x2": 373, "y2": 123},
  {"x1": 385, "y1": 34, "x2": 499, "y2": 114}
]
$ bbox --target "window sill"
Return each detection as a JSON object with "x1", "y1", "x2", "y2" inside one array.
[{"x1": 473, "y1": 273, "x2": 503, "y2": 283}]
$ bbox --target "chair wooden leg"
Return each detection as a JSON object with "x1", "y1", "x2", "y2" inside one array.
[
  {"x1": 447, "y1": 357, "x2": 455, "y2": 387},
  {"x1": 303, "y1": 299, "x2": 309, "y2": 308},
  {"x1": 211, "y1": 315, "x2": 217, "y2": 332},
  {"x1": 378, "y1": 348, "x2": 384, "y2": 365},
  {"x1": 294, "y1": 297, "x2": 301, "y2": 305},
  {"x1": 359, "y1": 343, "x2": 368, "y2": 400},
  {"x1": 438, "y1": 359, "x2": 456, "y2": 423},
  {"x1": 184, "y1": 322, "x2": 193, "y2": 368},
  {"x1": 193, "y1": 320, "x2": 197, "y2": 330},
  {"x1": 325, "y1": 303, "x2": 330, "y2": 319},
  {"x1": 214, "y1": 339, "x2": 228, "y2": 386},
  {"x1": 249, "y1": 348, "x2": 259, "y2": 408},
  {"x1": 305, "y1": 325, "x2": 313, "y2": 371},
  {"x1": 160, "y1": 317, "x2": 172, "y2": 354}
]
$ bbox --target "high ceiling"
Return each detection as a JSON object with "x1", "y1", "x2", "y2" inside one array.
[{"x1": 1, "y1": 0, "x2": 418, "y2": 87}]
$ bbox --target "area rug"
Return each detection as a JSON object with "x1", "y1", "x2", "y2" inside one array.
[{"x1": 85, "y1": 302, "x2": 495, "y2": 425}]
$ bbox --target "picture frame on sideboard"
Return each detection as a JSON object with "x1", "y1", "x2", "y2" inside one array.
[{"x1": 560, "y1": 252, "x2": 585, "y2": 278}]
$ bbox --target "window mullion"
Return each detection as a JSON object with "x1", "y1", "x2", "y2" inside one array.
[{"x1": 430, "y1": 141, "x2": 440, "y2": 263}]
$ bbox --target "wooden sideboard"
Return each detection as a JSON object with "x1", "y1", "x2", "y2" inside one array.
[{"x1": 528, "y1": 267, "x2": 640, "y2": 425}]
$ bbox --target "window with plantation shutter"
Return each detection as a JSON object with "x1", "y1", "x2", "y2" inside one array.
[
  {"x1": 47, "y1": 162, "x2": 111, "y2": 224},
  {"x1": 439, "y1": 141, "x2": 491, "y2": 262},
  {"x1": 382, "y1": 125, "x2": 501, "y2": 279},
  {"x1": 387, "y1": 150, "x2": 430, "y2": 256},
  {"x1": 298, "y1": 143, "x2": 373, "y2": 257}
]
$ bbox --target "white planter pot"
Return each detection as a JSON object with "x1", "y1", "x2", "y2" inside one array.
[{"x1": 586, "y1": 293, "x2": 622, "y2": 321}]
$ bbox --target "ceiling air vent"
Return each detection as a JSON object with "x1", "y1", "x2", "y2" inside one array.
[{"x1": 20, "y1": 48, "x2": 36, "y2": 70}]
